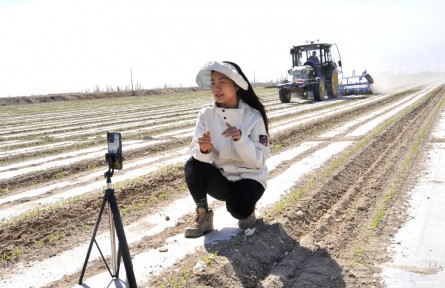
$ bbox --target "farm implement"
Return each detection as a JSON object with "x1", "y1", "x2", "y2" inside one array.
[{"x1": 339, "y1": 70, "x2": 374, "y2": 95}]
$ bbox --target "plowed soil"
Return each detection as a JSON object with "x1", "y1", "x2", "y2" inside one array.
[{"x1": 1, "y1": 79, "x2": 445, "y2": 288}]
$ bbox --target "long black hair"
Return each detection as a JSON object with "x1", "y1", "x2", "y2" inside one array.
[{"x1": 223, "y1": 61, "x2": 270, "y2": 135}]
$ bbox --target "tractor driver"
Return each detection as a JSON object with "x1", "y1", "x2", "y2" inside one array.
[{"x1": 308, "y1": 51, "x2": 320, "y2": 64}]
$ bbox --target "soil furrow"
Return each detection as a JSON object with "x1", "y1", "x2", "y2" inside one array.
[
  {"x1": 143, "y1": 86, "x2": 444, "y2": 287},
  {"x1": 1, "y1": 84, "x2": 444, "y2": 288}
]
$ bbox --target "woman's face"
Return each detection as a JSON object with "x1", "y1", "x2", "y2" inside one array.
[{"x1": 210, "y1": 71, "x2": 239, "y2": 108}]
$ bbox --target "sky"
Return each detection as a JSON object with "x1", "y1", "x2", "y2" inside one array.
[{"x1": 1, "y1": 0, "x2": 444, "y2": 97}]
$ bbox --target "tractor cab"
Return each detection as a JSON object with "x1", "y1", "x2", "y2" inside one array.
[{"x1": 290, "y1": 43, "x2": 342, "y2": 79}]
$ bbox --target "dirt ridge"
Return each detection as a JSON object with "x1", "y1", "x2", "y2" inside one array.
[
  {"x1": 1, "y1": 84, "x2": 444, "y2": 288},
  {"x1": 145, "y1": 86, "x2": 444, "y2": 287},
  {"x1": 0, "y1": 87, "x2": 202, "y2": 106}
]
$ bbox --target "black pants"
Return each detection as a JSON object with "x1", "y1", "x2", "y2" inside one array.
[{"x1": 184, "y1": 157, "x2": 264, "y2": 220}]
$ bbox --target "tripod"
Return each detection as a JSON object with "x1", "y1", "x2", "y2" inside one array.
[{"x1": 79, "y1": 155, "x2": 137, "y2": 287}]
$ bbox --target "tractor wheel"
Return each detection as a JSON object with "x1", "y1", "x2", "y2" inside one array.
[
  {"x1": 313, "y1": 80, "x2": 325, "y2": 102},
  {"x1": 325, "y1": 68, "x2": 339, "y2": 99},
  {"x1": 279, "y1": 89, "x2": 291, "y2": 103}
]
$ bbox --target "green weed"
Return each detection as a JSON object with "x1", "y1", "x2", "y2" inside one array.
[
  {"x1": 157, "y1": 190, "x2": 169, "y2": 200},
  {"x1": 0, "y1": 187, "x2": 9, "y2": 196},
  {"x1": 271, "y1": 144, "x2": 283, "y2": 151},
  {"x1": 354, "y1": 242, "x2": 367, "y2": 263},
  {"x1": 40, "y1": 233, "x2": 64, "y2": 245},
  {"x1": 2, "y1": 247, "x2": 21, "y2": 263}
]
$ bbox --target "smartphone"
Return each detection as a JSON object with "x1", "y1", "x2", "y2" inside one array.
[{"x1": 107, "y1": 131, "x2": 123, "y2": 170}]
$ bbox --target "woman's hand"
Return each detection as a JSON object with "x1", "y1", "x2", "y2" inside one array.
[
  {"x1": 222, "y1": 122, "x2": 242, "y2": 141},
  {"x1": 198, "y1": 131, "x2": 212, "y2": 153}
]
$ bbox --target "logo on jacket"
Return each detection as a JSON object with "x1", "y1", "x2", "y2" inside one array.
[{"x1": 259, "y1": 135, "x2": 268, "y2": 147}]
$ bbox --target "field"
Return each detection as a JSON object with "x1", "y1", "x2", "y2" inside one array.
[{"x1": 1, "y1": 77, "x2": 445, "y2": 288}]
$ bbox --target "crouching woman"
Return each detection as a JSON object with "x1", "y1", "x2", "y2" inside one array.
[{"x1": 184, "y1": 60, "x2": 270, "y2": 238}]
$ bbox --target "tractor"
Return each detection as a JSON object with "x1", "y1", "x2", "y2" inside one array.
[{"x1": 277, "y1": 41, "x2": 342, "y2": 102}]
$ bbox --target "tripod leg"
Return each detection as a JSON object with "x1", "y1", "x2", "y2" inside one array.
[
  {"x1": 79, "y1": 191, "x2": 109, "y2": 285},
  {"x1": 108, "y1": 190, "x2": 138, "y2": 288},
  {"x1": 116, "y1": 246, "x2": 122, "y2": 277},
  {"x1": 108, "y1": 201, "x2": 118, "y2": 276}
]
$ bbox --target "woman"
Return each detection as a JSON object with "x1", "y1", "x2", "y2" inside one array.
[{"x1": 184, "y1": 60, "x2": 270, "y2": 238}]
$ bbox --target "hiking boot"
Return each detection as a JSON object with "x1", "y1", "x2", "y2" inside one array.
[
  {"x1": 184, "y1": 208, "x2": 214, "y2": 238},
  {"x1": 238, "y1": 211, "x2": 256, "y2": 229}
]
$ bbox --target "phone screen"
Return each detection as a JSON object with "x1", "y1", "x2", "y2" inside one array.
[{"x1": 107, "y1": 132, "x2": 123, "y2": 170}]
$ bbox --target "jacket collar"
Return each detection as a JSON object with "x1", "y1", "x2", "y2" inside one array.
[{"x1": 214, "y1": 98, "x2": 246, "y2": 109}]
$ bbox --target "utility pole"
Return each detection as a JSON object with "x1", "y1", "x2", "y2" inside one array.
[{"x1": 130, "y1": 68, "x2": 134, "y2": 95}]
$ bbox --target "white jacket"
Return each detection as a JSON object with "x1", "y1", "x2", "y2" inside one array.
[{"x1": 190, "y1": 99, "x2": 269, "y2": 189}]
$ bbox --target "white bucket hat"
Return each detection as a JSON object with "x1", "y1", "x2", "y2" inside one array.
[{"x1": 196, "y1": 61, "x2": 249, "y2": 90}]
